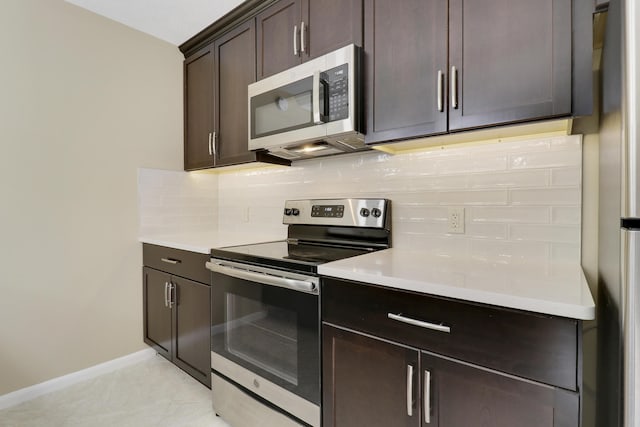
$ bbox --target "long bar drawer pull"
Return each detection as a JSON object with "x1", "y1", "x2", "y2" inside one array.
[
  {"x1": 387, "y1": 313, "x2": 451, "y2": 333},
  {"x1": 161, "y1": 258, "x2": 181, "y2": 265},
  {"x1": 406, "y1": 364, "x2": 414, "y2": 417}
]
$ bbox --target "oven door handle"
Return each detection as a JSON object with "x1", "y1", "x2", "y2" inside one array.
[{"x1": 206, "y1": 261, "x2": 319, "y2": 294}]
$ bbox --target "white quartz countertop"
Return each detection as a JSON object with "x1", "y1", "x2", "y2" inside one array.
[
  {"x1": 318, "y1": 248, "x2": 595, "y2": 320},
  {"x1": 138, "y1": 232, "x2": 265, "y2": 254}
]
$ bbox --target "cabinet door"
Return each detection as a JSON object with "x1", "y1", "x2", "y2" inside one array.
[
  {"x1": 421, "y1": 351, "x2": 579, "y2": 427},
  {"x1": 448, "y1": 0, "x2": 572, "y2": 130},
  {"x1": 143, "y1": 267, "x2": 172, "y2": 360},
  {"x1": 364, "y1": 0, "x2": 448, "y2": 144},
  {"x1": 323, "y1": 324, "x2": 420, "y2": 427},
  {"x1": 256, "y1": 0, "x2": 302, "y2": 79},
  {"x1": 302, "y1": 0, "x2": 362, "y2": 61},
  {"x1": 184, "y1": 44, "x2": 215, "y2": 170},
  {"x1": 173, "y1": 276, "x2": 211, "y2": 387},
  {"x1": 213, "y1": 20, "x2": 257, "y2": 167}
]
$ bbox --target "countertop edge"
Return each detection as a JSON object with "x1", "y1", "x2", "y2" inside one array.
[
  {"x1": 138, "y1": 236, "x2": 212, "y2": 254},
  {"x1": 318, "y1": 256, "x2": 596, "y2": 321}
]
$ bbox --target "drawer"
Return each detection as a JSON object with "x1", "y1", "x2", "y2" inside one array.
[
  {"x1": 322, "y1": 277, "x2": 579, "y2": 391},
  {"x1": 143, "y1": 244, "x2": 210, "y2": 284}
]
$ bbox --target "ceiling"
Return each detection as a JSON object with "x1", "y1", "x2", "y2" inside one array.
[{"x1": 65, "y1": 0, "x2": 245, "y2": 46}]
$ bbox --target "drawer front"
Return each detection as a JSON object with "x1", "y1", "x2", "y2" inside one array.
[
  {"x1": 322, "y1": 277, "x2": 578, "y2": 391},
  {"x1": 143, "y1": 244, "x2": 210, "y2": 284}
]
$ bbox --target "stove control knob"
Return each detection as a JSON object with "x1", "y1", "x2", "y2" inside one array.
[
  {"x1": 292, "y1": 208, "x2": 300, "y2": 216},
  {"x1": 360, "y1": 208, "x2": 370, "y2": 217},
  {"x1": 284, "y1": 208, "x2": 292, "y2": 216},
  {"x1": 371, "y1": 208, "x2": 382, "y2": 218}
]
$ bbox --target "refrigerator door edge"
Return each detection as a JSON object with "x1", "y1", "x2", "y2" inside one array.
[{"x1": 622, "y1": 228, "x2": 640, "y2": 427}]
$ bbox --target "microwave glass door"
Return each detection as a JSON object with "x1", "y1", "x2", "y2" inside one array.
[{"x1": 251, "y1": 76, "x2": 324, "y2": 139}]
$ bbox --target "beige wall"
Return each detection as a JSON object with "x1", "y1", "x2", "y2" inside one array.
[{"x1": 0, "y1": 0, "x2": 183, "y2": 395}]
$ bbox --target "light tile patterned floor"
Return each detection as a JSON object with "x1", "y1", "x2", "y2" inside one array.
[{"x1": 0, "y1": 355, "x2": 230, "y2": 427}]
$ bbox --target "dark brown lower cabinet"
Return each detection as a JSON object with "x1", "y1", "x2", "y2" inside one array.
[
  {"x1": 323, "y1": 323, "x2": 580, "y2": 427},
  {"x1": 143, "y1": 266, "x2": 211, "y2": 387},
  {"x1": 323, "y1": 325, "x2": 419, "y2": 427},
  {"x1": 422, "y1": 351, "x2": 579, "y2": 427}
]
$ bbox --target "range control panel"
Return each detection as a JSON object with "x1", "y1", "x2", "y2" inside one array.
[
  {"x1": 283, "y1": 198, "x2": 388, "y2": 228},
  {"x1": 311, "y1": 204, "x2": 344, "y2": 218}
]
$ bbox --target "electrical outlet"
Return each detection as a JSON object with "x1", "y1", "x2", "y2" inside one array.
[{"x1": 447, "y1": 207, "x2": 465, "y2": 234}]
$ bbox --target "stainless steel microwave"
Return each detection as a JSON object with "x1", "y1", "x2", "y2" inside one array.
[{"x1": 248, "y1": 44, "x2": 366, "y2": 160}]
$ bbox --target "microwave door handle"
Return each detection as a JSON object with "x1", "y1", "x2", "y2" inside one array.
[{"x1": 312, "y1": 70, "x2": 328, "y2": 124}]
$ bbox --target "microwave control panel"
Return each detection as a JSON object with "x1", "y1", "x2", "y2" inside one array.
[{"x1": 324, "y1": 64, "x2": 349, "y2": 122}]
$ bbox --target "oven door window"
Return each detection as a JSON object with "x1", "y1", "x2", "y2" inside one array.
[
  {"x1": 250, "y1": 77, "x2": 315, "y2": 139},
  {"x1": 211, "y1": 272, "x2": 319, "y2": 405},
  {"x1": 225, "y1": 294, "x2": 299, "y2": 385}
]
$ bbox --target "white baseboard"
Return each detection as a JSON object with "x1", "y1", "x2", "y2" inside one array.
[{"x1": 0, "y1": 348, "x2": 156, "y2": 411}]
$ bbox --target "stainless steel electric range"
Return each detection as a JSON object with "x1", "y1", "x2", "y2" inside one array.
[{"x1": 205, "y1": 198, "x2": 391, "y2": 427}]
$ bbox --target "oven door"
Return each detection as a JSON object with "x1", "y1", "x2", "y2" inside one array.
[{"x1": 207, "y1": 259, "x2": 320, "y2": 424}]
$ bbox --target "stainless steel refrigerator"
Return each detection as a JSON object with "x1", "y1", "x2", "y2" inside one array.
[{"x1": 598, "y1": 0, "x2": 640, "y2": 425}]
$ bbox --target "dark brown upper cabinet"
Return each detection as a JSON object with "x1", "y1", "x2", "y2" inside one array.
[
  {"x1": 183, "y1": 19, "x2": 290, "y2": 171},
  {"x1": 256, "y1": 0, "x2": 363, "y2": 80},
  {"x1": 184, "y1": 22, "x2": 256, "y2": 170},
  {"x1": 364, "y1": 0, "x2": 448, "y2": 144},
  {"x1": 364, "y1": 0, "x2": 591, "y2": 145},
  {"x1": 448, "y1": 0, "x2": 572, "y2": 131},
  {"x1": 184, "y1": 44, "x2": 215, "y2": 170},
  {"x1": 213, "y1": 20, "x2": 258, "y2": 167}
]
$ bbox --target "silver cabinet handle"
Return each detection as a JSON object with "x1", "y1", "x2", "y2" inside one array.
[
  {"x1": 164, "y1": 282, "x2": 169, "y2": 307},
  {"x1": 424, "y1": 370, "x2": 432, "y2": 424},
  {"x1": 388, "y1": 313, "x2": 451, "y2": 333},
  {"x1": 406, "y1": 364, "x2": 414, "y2": 417},
  {"x1": 437, "y1": 70, "x2": 444, "y2": 112},
  {"x1": 300, "y1": 21, "x2": 306, "y2": 54},
  {"x1": 212, "y1": 131, "x2": 217, "y2": 158},
  {"x1": 206, "y1": 260, "x2": 319, "y2": 294},
  {"x1": 168, "y1": 282, "x2": 175, "y2": 309},
  {"x1": 451, "y1": 66, "x2": 458, "y2": 109},
  {"x1": 161, "y1": 258, "x2": 180, "y2": 265},
  {"x1": 208, "y1": 132, "x2": 213, "y2": 156},
  {"x1": 293, "y1": 24, "x2": 299, "y2": 56}
]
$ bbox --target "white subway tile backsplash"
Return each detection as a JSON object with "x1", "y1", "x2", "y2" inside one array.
[
  {"x1": 509, "y1": 149, "x2": 581, "y2": 170},
  {"x1": 463, "y1": 222, "x2": 509, "y2": 240},
  {"x1": 550, "y1": 134, "x2": 582, "y2": 149},
  {"x1": 435, "y1": 189, "x2": 509, "y2": 205},
  {"x1": 509, "y1": 224, "x2": 580, "y2": 243},
  {"x1": 510, "y1": 188, "x2": 581, "y2": 206},
  {"x1": 469, "y1": 206, "x2": 550, "y2": 223},
  {"x1": 551, "y1": 167, "x2": 581, "y2": 186},
  {"x1": 468, "y1": 170, "x2": 549, "y2": 188},
  {"x1": 551, "y1": 242, "x2": 582, "y2": 262},
  {"x1": 137, "y1": 168, "x2": 218, "y2": 236},
  {"x1": 139, "y1": 134, "x2": 582, "y2": 264},
  {"x1": 551, "y1": 207, "x2": 581, "y2": 224},
  {"x1": 470, "y1": 240, "x2": 550, "y2": 264},
  {"x1": 433, "y1": 153, "x2": 508, "y2": 175}
]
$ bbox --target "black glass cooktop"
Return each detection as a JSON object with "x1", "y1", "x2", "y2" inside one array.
[{"x1": 211, "y1": 240, "x2": 373, "y2": 274}]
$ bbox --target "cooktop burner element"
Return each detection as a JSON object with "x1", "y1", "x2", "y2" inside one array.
[{"x1": 210, "y1": 198, "x2": 391, "y2": 274}]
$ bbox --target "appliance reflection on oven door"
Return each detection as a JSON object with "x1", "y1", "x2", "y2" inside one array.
[{"x1": 209, "y1": 260, "x2": 320, "y2": 427}]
